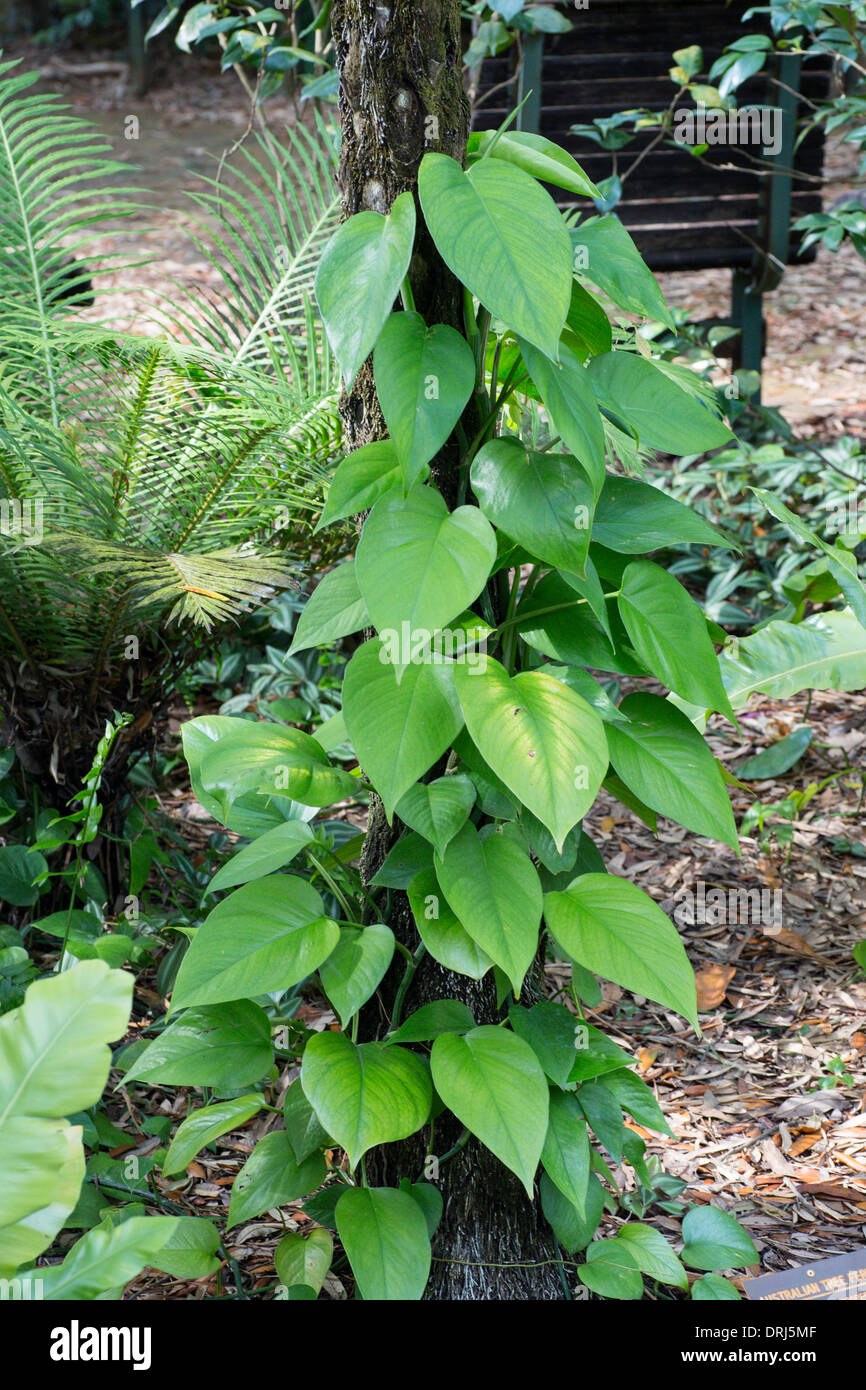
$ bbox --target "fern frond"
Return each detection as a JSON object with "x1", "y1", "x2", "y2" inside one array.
[
  {"x1": 0, "y1": 60, "x2": 347, "y2": 699},
  {"x1": 156, "y1": 121, "x2": 342, "y2": 398},
  {"x1": 0, "y1": 55, "x2": 141, "y2": 424},
  {"x1": 49, "y1": 536, "x2": 296, "y2": 632}
]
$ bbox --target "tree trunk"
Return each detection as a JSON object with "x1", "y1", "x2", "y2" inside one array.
[
  {"x1": 0, "y1": 643, "x2": 183, "y2": 913},
  {"x1": 332, "y1": 0, "x2": 564, "y2": 1300}
]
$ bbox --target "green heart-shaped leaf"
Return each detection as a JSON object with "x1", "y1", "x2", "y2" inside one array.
[
  {"x1": 454, "y1": 658, "x2": 608, "y2": 851},
  {"x1": 517, "y1": 340, "x2": 606, "y2": 497},
  {"x1": 227, "y1": 1131, "x2": 325, "y2": 1228},
  {"x1": 394, "y1": 774, "x2": 476, "y2": 857},
  {"x1": 541, "y1": 1090, "x2": 591, "y2": 1215},
  {"x1": 616, "y1": 1224, "x2": 689, "y2": 1290},
  {"x1": 356, "y1": 485, "x2": 496, "y2": 637},
  {"x1": 406, "y1": 867, "x2": 493, "y2": 980},
  {"x1": 691, "y1": 1272, "x2": 742, "y2": 1300},
  {"x1": 430, "y1": 1026, "x2": 549, "y2": 1197},
  {"x1": 587, "y1": 351, "x2": 733, "y2": 454},
  {"x1": 374, "y1": 311, "x2": 475, "y2": 488},
  {"x1": 418, "y1": 152, "x2": 572, "y2": 360},
  {"x1": 470, "y1": 129, "x2": 600, "y2": 200},
  {"x1": 316, "y1": 440, "x2": 404, "y2": 532},
  {"x1": 171, "y1": 875, "x2": 339, "y2": 1010},
  {"x1": 592, "y1": 474, "x2": 735, "y2": 553},
  {"x1": 544, "y1": 873, "x2": 699, "y2": 1029},
  {"x1": 434, "y1": 823, "x2": 541, "y2": 995},
  {"x1": 578, "y1": 1238, "x2": 643, "y2": 1300},
  {"x1": 283, "y1": 1081, "x2": 330, "y2": 1166},
  {"x1": 570, "y1": 216, "x2": 673, "y2": 327},
  {"x1": 0, "y1": 960, "x2": 132, "y2": 1120},
  {"x1": 388, "y1": 1000, "x2": 476, "y2": 1045},
  {"x1": 605, "y1": 693, "x2": 738, "y2": 847},
  {"x1": 163, "y1": 1095, "x2": 265, "y2": 1175},
  {"x1": 198, "y1": 721, "x2": 356, "y2": 810},
  {"x1": 618, "y1": 560, "x2": 736, "y2": 720},
  {"x1": 124, "y1": 1000, "x2": 273, "y2": 1089},
  {"x1": 342, "y1": 637, "x2": 464, "y2": 819},
  {"x1": 315, "y1": 191, "x2": 416, "y2": 389},
  {"x1": 206, "y1": 820, "x2": 314, "y2": 895},
  {"x1": 319, "y1": 923, "x2": 395, "y2": 1028},
  {"x1": 275, "y1": 1228, "x2": 333, "y2": 1299},
  {"x1": 336, "y1": 1186, "x2": 431, "y2": 1300},
  {"x1": 289, "y1": 561, "x2": 369, "y2": 655},
  {"x1": 681, "y1": 1206, "x2": 759, "y2": 1271},
  {"x1": 471, "y1": 437, "x2": 596, "y2": 574},
  {"x1": 301, "y1": 1032, "x2": 432, "y2": 1168}
]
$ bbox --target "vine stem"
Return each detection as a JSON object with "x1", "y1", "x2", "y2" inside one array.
[
  {"x1": 501, "y1": 565, "x2": 525, "y2": 674},
  {"x1": 390, "y1": 941, "x2": 426, "y2": 1030},
  {"x1": 491, "y1": 588, "x2": 622, "y2": 643},
  {"x1": 555, "y1": 1242, "x2": 574, "y2": 1301},
  {"x1": 315, "y1": 841, "x2": 381, "y2": 919},
  {"x1": 434, "y1": 1127, "x2": 470, "y2": 1169},
  {"x1": 58, "y1": 715, "x2": 131, "y2": 966},
  {"x1": 460, "y1": 362, "x2": 528, "y2": 466},
  {"x1": 305, "y1": 852, "x2": 358, "y2": 923}
]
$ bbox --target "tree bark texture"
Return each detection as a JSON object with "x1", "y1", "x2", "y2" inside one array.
[{"x1": 332, "y1": 0, "x2": 564, "y2": 1300}]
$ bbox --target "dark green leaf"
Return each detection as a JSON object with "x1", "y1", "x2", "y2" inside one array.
[
  {"x1": 124, "y1": 1000, "x2": 272, "y2": 1088},
  {"x1": 681, "y1": 1206, "x2": 760, "y2": 1271},
  {"x1": 430, "y1": 1026, "x2": 548, "y2": 1196}
]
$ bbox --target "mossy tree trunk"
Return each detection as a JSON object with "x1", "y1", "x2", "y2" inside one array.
[{"x1": 331, "y1": 0, "x2": 564, "y2": 1301}]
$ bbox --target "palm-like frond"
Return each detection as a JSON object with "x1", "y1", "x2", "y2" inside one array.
[
  {"x1": 0, "y1": 61, "x2": 346, "y2": 707},
  {"x1": 156, "y1": 116, "x2": 342, "y2": 396},
  {"x1": 0, "y1": 329, "x2": 340, "y2": 665},
  {"x1": 0, "y1": 54, "x2": 140, "y2": 424}
]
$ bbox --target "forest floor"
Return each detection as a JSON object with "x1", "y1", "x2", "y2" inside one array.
[
  {"x1": 578, "y1": 688, "x2": 866, "y2": 1291},
  {"x1": 16, "y1": 46, "x2": 866, "y2": 1297},
  {"x1": 120, "y1": 685, "x2": 866, "y2": 1301}
]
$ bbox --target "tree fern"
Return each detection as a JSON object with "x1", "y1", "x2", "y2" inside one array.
[
  {"x1": 168, "y1": 115, "x2": 342, "y2": 391},
  {"x1": 0, "y1": 59, "x2": 346, "y2": 801},
  {"x1": 0, "y1": 329, "x2": 339, "y2": 663},
  {"x1": 0, "y1": 62, "x2": 344, "y2": 659}
]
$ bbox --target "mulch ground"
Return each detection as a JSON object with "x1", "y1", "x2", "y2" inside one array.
[{"x1": 577, "y1": 686, "x2": 866, "y2": 1292}]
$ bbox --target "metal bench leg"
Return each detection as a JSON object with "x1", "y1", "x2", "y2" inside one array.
[
  {"x1": 517, "y1": 35, "x2": 544, "y2": 134},
  {"x1": 731, "y1": 268, "x2": 764, "y2": 403},
  {"x1": 128, "y1": 2, "x2": 149, "y2": 98}
]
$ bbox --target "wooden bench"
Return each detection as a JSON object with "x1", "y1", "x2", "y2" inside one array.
[{"x1": 473, "y1": 0, "x2": 830, "y2": 393}]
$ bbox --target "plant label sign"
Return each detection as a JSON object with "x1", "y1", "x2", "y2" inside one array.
[{"x1": 744, "y1": 1249, "x2": 866, "y2": 1300}]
